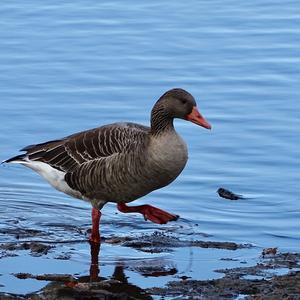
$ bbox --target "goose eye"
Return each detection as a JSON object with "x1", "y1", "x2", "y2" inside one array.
[{"x1": 180, "y1": 99, "x2": 187, "y2": 104}]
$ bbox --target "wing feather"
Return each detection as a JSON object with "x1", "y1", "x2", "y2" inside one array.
[
  {"x1": 64, "y1": 123, "x2": 149, "y2": 197},
  {"x1": 16, "y1": 123, "x2": 149, "y2": 178}
]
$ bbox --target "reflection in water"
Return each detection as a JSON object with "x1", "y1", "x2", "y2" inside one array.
[
  {"x1": 15, "y1": 241, "x2": 178, "y2": 300},
  {"x1": 89, "y1": 241, "x2": 177, "y2": 282},
  {"x1": 90, "y1": 242, "x2": 100, "y2": 282}
]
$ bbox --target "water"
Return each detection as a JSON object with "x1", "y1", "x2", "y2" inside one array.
[{"x1": 0, "y1": 0, "x2": 300, "y2": 296}]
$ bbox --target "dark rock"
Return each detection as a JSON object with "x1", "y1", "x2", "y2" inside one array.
[
  {"x1": 0, "y1": 242, "x2": 52, "y2": 256},
  {"x1": 217, "y1": 187, "x2": 243, "y2": 200}
]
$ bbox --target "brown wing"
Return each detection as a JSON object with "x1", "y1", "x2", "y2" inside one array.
[{"x1": 21, "y1": 122, "x2": 149, "y2": 173}]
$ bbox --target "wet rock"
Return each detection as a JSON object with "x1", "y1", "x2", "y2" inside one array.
[
  {"x1": 190, "y1": 240, "x2": 247, "y2": 250},
  {"x1": 216, "y1": 252, "x2": 300, "y2": 277},
  {"x1": 178, "y1": 275, "x2": 191, "y2": 280},
  {"x1": 147, "y1": 251, "x2": 300, "y2": 299},
  {"x1": 262, "y1": 247, "x2": 278, "y2": 257},
  {"x1": 129, "y1": 265, "x2": 177, "y2": 277},
  {"x1": 0, "y1": 228, "x2": 44, "y2": 239},
  {"x1": 105, "y1": 236, "x2": 133, "y2": 244},
  {"x1": 0, "y1": 242, "x2": 52, "y2": 256},
  {"x1": 14, "y1": 273, "x2": 76, "y2": 282},
  {"x1": 119, "y1": 231, "x2": 248, "y2": 252},
  {"x1": 54, "y1": 253, "x2": 72, "y2": 260},
  {"x1": 0, "y1": 250, "x2": 18, "y2": 259},
  {"x1": 148, "y1": 271, "x2": 300, "y2": 299},
  {"x1": 37, "y1": 281, "x2": 152, "y2": 300},
  {"x1": 29, "y1": 243, "x2": 52, "y2": 256},
  {"x1": 217, "y1": 187, "x2": 243, "y2": 200},
  {"x1": 11, "y1": 270, "x2": 152, "y2": 300},
  {"x1": 0, "y1": 243, "x2": 23, "y2": 251},
  {"x1": 116, "y1": 232, "x2": 177, "y2": 253}
]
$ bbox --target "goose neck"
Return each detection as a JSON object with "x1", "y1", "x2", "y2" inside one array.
[{"x1": 150, "y1": 106, "x2": 174, "y2": 135}]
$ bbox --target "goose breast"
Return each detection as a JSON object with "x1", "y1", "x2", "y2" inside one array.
[{"x1": 146, "y1": 131, "x2": 188, "y2": 188}]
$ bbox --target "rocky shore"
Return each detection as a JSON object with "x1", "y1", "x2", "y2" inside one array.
[{"x1": 0, "y1": 229, "x2": 300, "y2": 299}]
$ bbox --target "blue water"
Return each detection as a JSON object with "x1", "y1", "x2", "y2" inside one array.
[{"x1": 0, "y1": 0, "x2": 300, "y2": 295}]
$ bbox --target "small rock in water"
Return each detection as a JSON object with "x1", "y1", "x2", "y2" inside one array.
[
  {"x1": 262, "y1": 247, "x2": 278, "y2": 257},
  {"x1": 217, "y1": 188, "x2": 243, "y2": 200}
]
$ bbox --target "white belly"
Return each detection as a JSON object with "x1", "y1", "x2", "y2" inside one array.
[{"x1": 11, "y1": 158, "x2": 83, "y2": 199}]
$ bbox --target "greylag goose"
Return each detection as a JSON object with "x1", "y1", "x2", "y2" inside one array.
[{"x1": 4, "y1": 88, "x2": 211, "y2": 243}]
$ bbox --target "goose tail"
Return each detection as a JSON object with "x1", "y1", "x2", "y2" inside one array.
[{"x1": 2, "y1": 154, "x2": 26, "y2": 164}]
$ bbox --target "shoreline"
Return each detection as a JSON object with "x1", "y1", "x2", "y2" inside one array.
[{"x1": 1, "y1": 230, "x2": 299, "y2": 299}]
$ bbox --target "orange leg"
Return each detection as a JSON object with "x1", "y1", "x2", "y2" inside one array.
[
  {"x1": 117, "y1": 203, "x2": 179, "y2": 224},
  {"x1": 89, "y1": 208, "x2": 101, "y2": 243}
]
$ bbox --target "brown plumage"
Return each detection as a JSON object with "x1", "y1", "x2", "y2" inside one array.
[{"x1": 4, "y1": 88, "x2": 211, "y2": 243}]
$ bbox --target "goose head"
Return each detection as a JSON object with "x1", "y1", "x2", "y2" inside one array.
[{"x1": 151, "y1": 88, "x2": 211, "y2": 133}]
